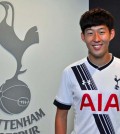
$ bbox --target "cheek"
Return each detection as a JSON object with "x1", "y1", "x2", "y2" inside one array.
[
  {"x1": 86, "y1": 42, "x2": 92, "y2": 50},
  {"x1": 102, "y1": 34, "x2": 111, "y2": 42},
  {"x1": 102, "y1": 39, "x2": 111, "y2": 45},
  {"x1": 84, "y1": 36, "x2": 93, "y2": 43}
]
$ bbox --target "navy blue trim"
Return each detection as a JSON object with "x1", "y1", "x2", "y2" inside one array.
[
  {"x1": 72, "y1": 63, "x2": 98, "y2": 90},
  {"x1": 93, "y1": 114, "x2": 115, "y2": 134},
  {"x1": 53, "y1": 100, "x2": 71, "y2": 110},
  {"x1": 87, "y1": 56, "x2": 114, "y2": 71}
]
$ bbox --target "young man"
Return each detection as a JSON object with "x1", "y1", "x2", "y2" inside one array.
[{"x1": 54, "y1": 8, "x2": 120, "y2": 134}]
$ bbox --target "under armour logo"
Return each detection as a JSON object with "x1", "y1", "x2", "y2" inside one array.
[
  {"x1": 82, "y1": 80, "x2": 91, "y2": 85},
  {"x1": 114, "y1": 75, "x2": 120, "y2": 90}
]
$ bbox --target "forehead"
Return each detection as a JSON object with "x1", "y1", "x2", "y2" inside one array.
[{"x1": 85, "y1": 25, "x2": 109, "y2": 31}]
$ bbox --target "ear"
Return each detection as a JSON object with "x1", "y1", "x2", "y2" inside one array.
[
  {"x1": 110, "y1": 29, "x2": 115, "y2": 41},
  {"x1": 81, "y1": 32, "x2": 85, "y2": 42}
]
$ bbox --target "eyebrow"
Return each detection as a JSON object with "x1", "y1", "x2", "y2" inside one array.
[{"x1": 85, "y1": 27, "x2": 106, "y2": 31}]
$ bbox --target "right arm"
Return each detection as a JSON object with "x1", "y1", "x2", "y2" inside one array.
[{"x1": 55, "y1": 108, "x2": 69, "y2": 134}]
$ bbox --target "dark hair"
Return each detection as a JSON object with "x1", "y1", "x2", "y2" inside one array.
[{"x1": 79, "y1": 8, "x2": 114, "y2": 33}]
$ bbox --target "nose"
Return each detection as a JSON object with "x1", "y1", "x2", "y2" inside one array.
[{"x1": 93, "y1": 32, "x2": 101, "y2": 42}]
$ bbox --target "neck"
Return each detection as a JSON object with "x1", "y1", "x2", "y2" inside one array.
[{"x1": 88, "y1": 53, "x2": 112, "y2": 67}]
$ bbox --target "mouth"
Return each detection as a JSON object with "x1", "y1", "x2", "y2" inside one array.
[{"x1": 92, "y1": 44, "x2": 103, "y2": 50}]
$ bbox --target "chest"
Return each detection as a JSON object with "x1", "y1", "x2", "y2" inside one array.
[{"x1": 71, "y1": 64, "x2": 120, "y2": 112}]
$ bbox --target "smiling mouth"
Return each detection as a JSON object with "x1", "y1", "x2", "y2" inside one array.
[{"x1": 92, "y1": 44, "x2": 102, "y2": 50}]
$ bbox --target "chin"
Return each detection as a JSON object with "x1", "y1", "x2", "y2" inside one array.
[{"x1": 91, "y1": 52, "x2": 106, "y2": 59}]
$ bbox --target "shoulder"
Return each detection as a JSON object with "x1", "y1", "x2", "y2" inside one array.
[
  {"x1": 113, "y1": 56, "x2": 120, "y2": 64},
  {"x1": 59, "y1": 58, "x2": 87, "y2": 84},
  {"x1": 64, "y1": 57, "x2": 87, "y2": 72}
]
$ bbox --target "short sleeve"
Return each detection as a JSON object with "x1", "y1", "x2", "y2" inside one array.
[{"x1": 53, "y1": 68, "x2": 73, "y2": 110}]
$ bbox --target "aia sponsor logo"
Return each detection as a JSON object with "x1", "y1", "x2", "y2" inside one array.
[{"x1": 80, "y1": 93, "x2": 119, "y2": 111}]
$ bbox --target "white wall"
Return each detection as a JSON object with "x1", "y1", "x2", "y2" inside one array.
[{"x1": 0, "y1": 0, "x2": 88, "y2": 133}]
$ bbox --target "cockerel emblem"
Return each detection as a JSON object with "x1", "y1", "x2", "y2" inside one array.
[
  {"x1": 114, "y1": 75, "x2": 120, "y2": 90},
  {"x1": 0, "y1": 1, "x2": 39, "y2": 114}
]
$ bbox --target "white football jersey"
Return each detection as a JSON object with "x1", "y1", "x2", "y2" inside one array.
[{"x1": 54, "y1": 56, "x2": 120, "y2": 134}]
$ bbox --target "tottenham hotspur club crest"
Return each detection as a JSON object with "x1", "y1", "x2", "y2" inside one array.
[
  {"x1": 114, "y1": 75, "x2": 120, "y2": 90},
  {"x1": 0, "y1": 1, "x2": 39, "y2": 115}
]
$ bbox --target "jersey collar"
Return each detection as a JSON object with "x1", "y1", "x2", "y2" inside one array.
[{"x1": 87, "y1": 55, "x2": 114, "y2": 71}]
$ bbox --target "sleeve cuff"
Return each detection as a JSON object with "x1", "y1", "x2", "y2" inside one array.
[{"x1": 53, "y1": 100, "x2": 71, "y2": 110}]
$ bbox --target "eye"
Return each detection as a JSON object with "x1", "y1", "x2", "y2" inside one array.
[
  {"x1": 100, "y1": 31, "x2": 105, "y2": 34},
  {"x1": 88, "y1": 32, "x2": 93, "y2": 35},
  {"x1": 86, "y1": 30, "x2": 93, "y2": 35},
  {"x1": 99, "y1": 31, "x2": 105, "y2": 35}
]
